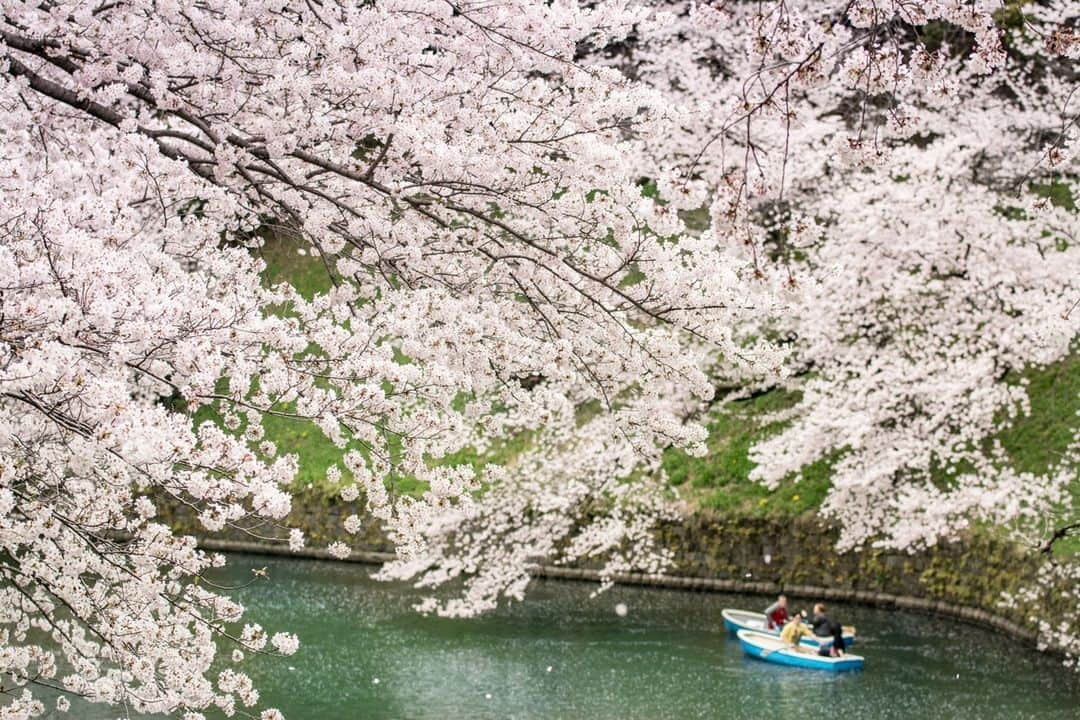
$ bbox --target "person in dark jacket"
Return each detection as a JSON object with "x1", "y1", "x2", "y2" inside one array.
[
  {"x1": 810, "y1": 602, "x2": 830, "y2": 635},
  {"x1": 763, "y1": 594, "x2": 789, "y2": 630},
  {"x1": 811, "y1": 602, "x2": 846, "y2": 657}
]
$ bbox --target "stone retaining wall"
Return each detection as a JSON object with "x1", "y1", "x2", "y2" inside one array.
[
  {"x1": 166, "y1": 494, "x2": 1065, "y2": 653},
  {"x1": 199, "y1": 537, "x2": 1036, "y2": 644}
]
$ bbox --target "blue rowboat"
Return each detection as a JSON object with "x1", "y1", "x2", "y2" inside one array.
[
  {"x1": 737, "y1": 630, "x2": 865, "y2": 672},
  {"x1": 722, "y1": 608, "x2": 771, "y2": 635},
  {"x1": 722, "y1": 608, "x2": 856, "y2": 647}
]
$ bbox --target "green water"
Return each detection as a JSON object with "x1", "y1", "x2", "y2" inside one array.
[{"x1": 70, "y1": 554, "x2": 1080, "y2": 719}]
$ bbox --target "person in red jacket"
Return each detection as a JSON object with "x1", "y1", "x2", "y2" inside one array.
[{"x1": 763, "y1": 594, "x2": 789, "y2": 630}]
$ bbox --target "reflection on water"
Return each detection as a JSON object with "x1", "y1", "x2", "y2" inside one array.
[{"x1": 64, "y1": 555, "x2": 1080, "y2": 719}]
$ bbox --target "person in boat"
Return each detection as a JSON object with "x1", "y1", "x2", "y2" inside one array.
[
  {"x1": 763, "y1": 594, "x2": 789, "y2": 630},
  {"x1": 778, "y1": 610, "x2": 815, "y2": 646},
  {"x1": 811, "y1": 603, "x2": 846, "y2": 657}
]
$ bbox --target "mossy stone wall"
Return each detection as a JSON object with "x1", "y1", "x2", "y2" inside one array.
[
  {"x1": 159, "y1": 492, "x2": 1071, "y2": 651},
  {"x1": 657, "y1": 512, "x2": 1036, "y2": 613}
]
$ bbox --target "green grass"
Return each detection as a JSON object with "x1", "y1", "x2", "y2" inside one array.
[
  {"x1": 1030, "y1": 178, "x2": 1076, "y2": 212},
  {"x1": 661, "y1": 350, "x2": 1079, "y2": 534},
  {"x1": 190, "y1": 233, "x2": 356, "y2": 497},
  {"x1": 189, "y1": 395, "x2": 351, "y2": 497},
  {"x1": 191, "y1": 394, "x2": 534, "y2": 500},
  {"x1": 998, "y1": 353, "x2": 1080, "y2": 556},
  {"x1": 199, "y1": 225, "x2": 1079, "y2": 552},
  {"x1": 997, "y1": 353, "x2": 1080, "y2": 475},
  {"x1": 258, "y1": 231, "x2": 335, "y2": 299},
  {"x1": 1016, "y1": 179, "x2": 1078, "y2": 554},
  {"x1": 262, "y1": 414, "x2": 350, "y2": 490},
  {"x1": 661, "y1": 388, "x2": 836, "y2": 518},
  {"x1": 194, "y1": 233, "x2": 347, "y2": 494},
  {"x1": 190, "y1": 232, "x2": 536, "y2": 497}
]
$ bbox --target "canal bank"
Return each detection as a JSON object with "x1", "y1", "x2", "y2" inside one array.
[{"x1": 159, "y1": 492, "x2": 1074, "y2": 657}]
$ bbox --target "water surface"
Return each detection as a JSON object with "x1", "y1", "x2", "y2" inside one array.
[{"x1": 71, "y1": 554, "x2": 1080, "y2": 719}]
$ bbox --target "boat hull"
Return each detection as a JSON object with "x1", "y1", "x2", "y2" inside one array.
[{"x1": 737, "y1": 630, "x2": 865, "y2": 672}]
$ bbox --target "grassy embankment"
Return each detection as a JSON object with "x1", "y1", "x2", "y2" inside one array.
[
  {"x1": 189, "y1": 236, "x2": 530, "y2": 498},
  {"x1": 661, "y1": 355, "x2": 1079, "y2": 553},
  {"x1": 662, "y1": 179, "x2": 1079, "y2": 552},
  {"x1": 190, "y1": 180, "x2": 1078, "y2": 554}
]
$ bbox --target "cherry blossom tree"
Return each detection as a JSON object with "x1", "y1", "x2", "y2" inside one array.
[
  {"x1": 0, "y1": 1, "x2": 784, "y2": 716},
  {"x1": 606, "y1": 0, "x2": 1080, "y2": 660},
  {"x1": 373, "y1": 0, "x2": 1080, "y2": 660},
  {"x1": 1, "y1": 0, "x2": 1079, "y2": 717},
  {"x1": 391, "y1": 0, "x2": 1080, "y2": 638}
]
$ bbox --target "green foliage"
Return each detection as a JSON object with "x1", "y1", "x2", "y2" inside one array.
[
  {"x1": 637, "y1": 177, "x2": 661, "y2": 200},
  {"x1": 636, "y1": 175, "x2": 711, "y2": 233}
]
